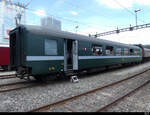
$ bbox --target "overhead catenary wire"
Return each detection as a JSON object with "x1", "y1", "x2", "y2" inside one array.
[
  {"x1": 8, "y1": 0, "x2": 103, "y2": 29},
  {"x1": 113, "y1": 0, "x2": 146, "y2": 24},
  {"x1": 3, "y1": 0, "x2": 148, "y2": 35},
  {"x1": 24, "y1": 0, "x2": 32, "y2": 8},
  {"x1": 27, "y1": 8, "x2": 100, "y2": 29},
  {"x1": 113, "y1": 0, "x2": 135, "y2": 15},
  {"x1": 6, "y1": 0, "x2": 147, "y2": 26},
  {"x1": 61, "y1": 1, "x2": 119, "y2": 28},
  {"x1": 26, "y1": 7, "x2": 108, "y2": 35},
  {"x1": 11, "y1": 0, "x2": 133, "y2": 32}
]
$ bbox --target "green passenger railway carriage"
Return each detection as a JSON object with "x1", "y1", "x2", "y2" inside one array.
[{"x1": 9, "y1": 25, "x2": 142, "y2": 81}]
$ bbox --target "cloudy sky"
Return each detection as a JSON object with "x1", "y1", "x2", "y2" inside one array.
[{"x1": 12, "y1": 0, "x2": 150, "y2": 45}]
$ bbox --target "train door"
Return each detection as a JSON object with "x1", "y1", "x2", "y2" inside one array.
[
  {"x1": 10, "y1": 28, "x2": 22, "y2": 68},
  {"x1": 72, "y1": 40, "x2": 78, "y2": 70},
  {"x1": 64, "y1": 39, "x2": 78, "y2": 71}
]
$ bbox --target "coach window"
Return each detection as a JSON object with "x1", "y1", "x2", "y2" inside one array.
[
  {"x1": 45, "y1": 39, "x2": 58, "y2": 55},
  {"x1": 124, "y1": 48, "x2": 129, "y2": 56},
  {"x1": 134, "y1": 50, "x2": 139, "y2": 56},
  {"x1": 130, "y1": 49, "x2": 134, "y2": 55},
  {"x1": 106, "y1": 46, "x2": 114, "y2": 56},
  {"x1": 116, "y1": 48, "x2": 122, "y2": 56},
  {"x1": 92, "y1": 45, "x2": 103, "y2": 56}
]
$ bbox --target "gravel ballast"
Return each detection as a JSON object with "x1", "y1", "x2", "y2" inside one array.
[{"x1": 0, "y1": 62, "x2": 150, "y2": 112}]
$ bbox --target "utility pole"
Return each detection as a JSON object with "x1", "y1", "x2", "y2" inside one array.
[
  {"x1": 14, "y1": 2, "x2": 26, "y2": 27},
  {"x1": 134, "y1": 9, "x2": 141, "y2": 26},
  {"x1": 15, "y1": 13, "x2": 22, "y2": 26},
  {"x1": 75, "y1": 26, "x2": 79, "y2": 34},
  {"x1": 16, "y1": 0, "x2": 32, "y2": 26}
]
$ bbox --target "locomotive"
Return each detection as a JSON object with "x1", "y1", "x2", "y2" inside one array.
[{"x1": 9, "y1": 25, "x2": 150, "y2": 81}]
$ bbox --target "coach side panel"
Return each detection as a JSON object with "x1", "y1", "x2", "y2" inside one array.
[
  {"x1": 25, "y1": 33, "x2": 64, "y2": 75},
  {"x1": 78, "y1": 41, "x2": 142, "y2": 70}
]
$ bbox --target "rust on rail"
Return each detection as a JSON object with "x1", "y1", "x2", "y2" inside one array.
[{"x1": 30, "y1": 68, "x2": 150, "y2": 112}]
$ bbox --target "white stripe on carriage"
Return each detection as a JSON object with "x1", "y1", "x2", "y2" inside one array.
[
  {"x1": 27, "y1": 56, "x2": 64, "y2": 61},
  {"x1": 79, "y1": 56, "x2": 141, "y2": 60},
  {"x1": 27, "y1": 56, "x2": 141, "y2": 61}
]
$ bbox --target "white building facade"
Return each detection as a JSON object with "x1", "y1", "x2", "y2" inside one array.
[{"x1": 0, "y1": 0, "x2": 26, "y2": 45}]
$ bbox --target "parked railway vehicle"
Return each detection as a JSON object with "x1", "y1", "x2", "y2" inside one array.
[
  {"x1": 0, "y1": 44, "x2": 9, "y2": 70},
  {"x1": 143, "y1": 45, "x2": 150, "y2": 49},
  {"x1": 9, "y1": 25, "x2": 145, "y2": 81},
  {"x1": 136, "y1": 44, "x2": 150, "y2": 61}
]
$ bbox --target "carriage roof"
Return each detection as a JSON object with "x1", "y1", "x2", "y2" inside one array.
[{"x1": 19, "y1": 25, "x2": 140, "y2": 50}]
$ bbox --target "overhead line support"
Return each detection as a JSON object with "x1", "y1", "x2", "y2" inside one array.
[{"x1": 92, "y1": 23, "x2": 150, "y2": 38}]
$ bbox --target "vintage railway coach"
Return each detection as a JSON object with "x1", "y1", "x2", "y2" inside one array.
[
  {"x1": 9, "y1": 25, "x2": 142, "y2": 80},
  {"x1": 136, "y1": 44, "x2": 150, "y2": 61}
]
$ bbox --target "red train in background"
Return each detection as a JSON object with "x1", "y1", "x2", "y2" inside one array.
[
  {"x1": 136, "y1": 44, "x2": 150, "y2": 61},
  {"x1": 0, "y1": 44, "x2": 9, "y2": 70}
]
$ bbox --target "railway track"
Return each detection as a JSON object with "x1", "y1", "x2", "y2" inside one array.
[
  {"x1": 0, "y1": 80, "x2": 41, "y2": 93},
  {"x1": 96, "y1": 80, "x2": 150, "y2": 112},
  {"x1": 0, "y1": 75, "x2": 17, "y2": 80},
  {"x1": 30, "y1": 67, "x2": 150, "y2": 112}
]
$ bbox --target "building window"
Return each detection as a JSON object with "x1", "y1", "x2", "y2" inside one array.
[
  {"x1": 124, "y1": 48, "x2": 129, "y2": 56},
  {"x1": 92, "y1": 45, "x2": 103, "y2": 56},
  {"x1": 116, "y1": 48, "x2": 122, "y2": 56},
  {"x1": 106, "y1": 46, "x2": 114, "y2": 56},
  {"x1": 45, "y1": 39, "x2": 57, "y2": 55}
]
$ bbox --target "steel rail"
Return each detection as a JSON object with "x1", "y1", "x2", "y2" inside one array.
[
  {"x1": 0, "y1": 74, "x2": 16, "y2": 77},
  {"x1": 0, "y1": 74, "x2": 17, "y2": 80},
  {"x1": 0, "y1": 81, "x2": 40, "y2": 93},
  {"x1": 0, "y1": 84, "x2": 39, "y2": 93},
  {"x1": 0, "y1": 76, "x2": 16, "y2": 80},
  {"x1": 96, "y1": 79, "x2": 150, "y2": 112},
  {"x1": 0, "y1": 75, "x2": 16, "y2": 78},
  {"x1": 30, "y1": 68, "x2": 150, "y2": 112},
  {"x1": 0, "y1": 81, "x2": 29, "y2": 87}
]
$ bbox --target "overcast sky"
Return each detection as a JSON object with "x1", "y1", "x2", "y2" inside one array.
[{"x1": 12, "y1": 0, "x2": 150, "y2": 45}]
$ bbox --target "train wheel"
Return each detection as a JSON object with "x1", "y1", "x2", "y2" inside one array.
[
  {"x1": 105, "y1": 66, "x2": 109, "y2": 70},
  {"x1": 34, "y1": 75, "x2": 56, "y2": 83},
  {"x1": 58, "y1": 72, "x2": 67, "y2": 79},
  {"x1": 34, "y1": 76, "x2": 42, "y2": 81},
  {"x1": 34, "y1": 76, "x2": 47, "y2": 83}
]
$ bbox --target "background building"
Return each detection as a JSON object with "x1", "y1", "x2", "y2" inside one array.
[
  {"x1": 0, "y1": 0, "x2": 26, "y2": 45},
  {"x1": 41, "y1": 17, "x2": 61, "y2": 31}
]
